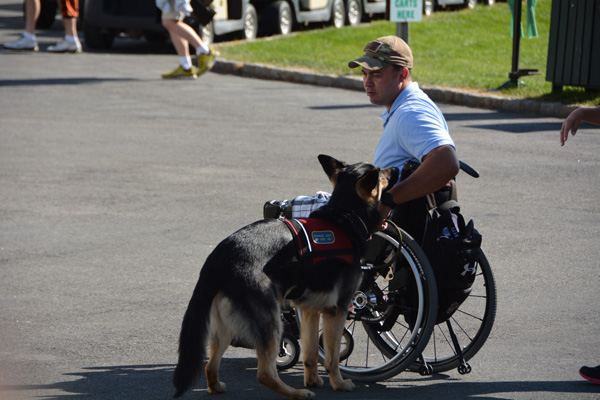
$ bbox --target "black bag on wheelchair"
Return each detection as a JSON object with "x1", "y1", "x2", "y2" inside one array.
[{"x1": 421, "y1": 201, "x2": 482, "y2": 324}]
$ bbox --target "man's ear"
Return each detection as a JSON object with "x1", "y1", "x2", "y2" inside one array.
[{"x1": 318, "y1": 154, "x2": 347, "y2": 185}]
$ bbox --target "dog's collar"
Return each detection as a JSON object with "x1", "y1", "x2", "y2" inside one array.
[{"x1": 338, "y1": 208, "x2": 370, "y2": 239}]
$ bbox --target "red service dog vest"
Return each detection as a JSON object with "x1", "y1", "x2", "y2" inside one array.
[{"x1": 282, "y1": 218, "x2": 356, "y2": 266}]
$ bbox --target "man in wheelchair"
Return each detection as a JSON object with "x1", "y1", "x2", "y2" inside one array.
[
  {"x1": 347, "y1": 35, "x2": 459, "y2": 241},
  {"x1": 263, "y1": 36, "x2": 491, "y2": 380}
]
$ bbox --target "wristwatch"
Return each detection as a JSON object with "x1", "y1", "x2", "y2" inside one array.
[{"x1": 380, "y1": 192, "x2": 398, "y2": 208}]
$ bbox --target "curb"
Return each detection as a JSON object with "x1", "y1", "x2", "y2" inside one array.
[{"x1": 212, "y1": 59, "x2": 578, "y2": 119}]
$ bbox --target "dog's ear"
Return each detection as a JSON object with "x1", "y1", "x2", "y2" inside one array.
[
  {"x1": 318, "y1": 155, "x2": 347, "y2": 186},
  {"x1": 356, "y1": 168, "x2": 381, "y2": 204},
  {"x1": 382, "y1": 167, "x2": 399, "y2": 192}
]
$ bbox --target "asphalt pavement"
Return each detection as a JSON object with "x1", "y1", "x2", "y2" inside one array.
[{"x1": 1, "y1": 2, "x2": 600, "y2": 400}]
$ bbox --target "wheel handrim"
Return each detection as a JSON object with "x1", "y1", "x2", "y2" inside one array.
[{"x1": 321, "y1": 232, "x2": 433, "y2": 379}]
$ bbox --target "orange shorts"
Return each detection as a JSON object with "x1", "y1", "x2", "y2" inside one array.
[{"x1": 59, "y1": 0, "x2": 79, "y2": 18}]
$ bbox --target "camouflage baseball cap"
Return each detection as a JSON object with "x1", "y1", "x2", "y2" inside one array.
[{"x1": 348, "y1": 36, "x2": 413, "y2": 70}]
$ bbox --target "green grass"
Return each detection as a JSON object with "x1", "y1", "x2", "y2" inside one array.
[{"x1": 217, "y1": 0, "x2": 599, "y2": 106}]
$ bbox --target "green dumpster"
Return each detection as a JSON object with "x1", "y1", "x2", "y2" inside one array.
[{"x1": 546, "y1": 0, "x2": 600, "y2": 92}]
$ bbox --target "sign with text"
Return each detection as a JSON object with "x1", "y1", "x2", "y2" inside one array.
[{"x1": 390, "y1": 0, "x2": 423, "y2": 22}]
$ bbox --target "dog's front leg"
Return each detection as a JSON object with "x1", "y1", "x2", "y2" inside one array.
[
  {"x1": 321, "y1": 312, "x2": 355, "y2": 391},
  {"x1": 299, "y1": 309, "x2": 324, "y2": 388}
]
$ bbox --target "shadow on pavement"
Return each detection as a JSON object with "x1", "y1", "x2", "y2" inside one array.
[
  {"x1": 309, "y1": 104, "x2": 378, "y2": 111},
  {"x1": 1, "y1": 361, "x2": 598, "y2": 400},
  {"x1": 0, "y1": 77, "x2": 141, "y2": 87},
  {"x1": 382, "y1": 376, "x2": 599, "y2": 400}
]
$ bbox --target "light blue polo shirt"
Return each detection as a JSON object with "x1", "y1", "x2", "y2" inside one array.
[{"x1": 373, "y1": 82, "x2": 454, "y2": 172}]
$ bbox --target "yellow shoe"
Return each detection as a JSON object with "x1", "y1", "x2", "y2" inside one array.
[
  {"x1": 196, "y1": 47, "x2": 219, "y2": 76},
  {"x1": 161, "y1": 65, "x2": 198, "y2": 79}
]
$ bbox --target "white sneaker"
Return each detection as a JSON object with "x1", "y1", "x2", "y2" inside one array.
[
  {"x1": 4, "y1": 35, "x2": 39, "y2": 51},
  {"x1": 47, "y1": 39, "x2": 82, "y2": 53}
]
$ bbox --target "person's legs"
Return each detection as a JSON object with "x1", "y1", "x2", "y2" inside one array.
[
  {"x1": 3, "y1": 0, "x2": 40, "y2": 50},
  {"x1": 161, "y1": 17, "x2": 196, "y2": 77},
  {"x1": 162, "y1": 18, "x2": 192, "y2": 58},
  {"x1": 160, "y1": 6, "x2": 215, "y2": 79},
  {"x1": 24, "y1": 0, "x2": 41, "y2": 34},
  {"x1": 162, "y1": 18, "x2": 206, "y2": 55},
  {"x1": 48, "y1": 0, "x2": 82, "y2": 52},
  {"x1": 62, "y1": 0, "x2": 80, "y2": 40}
]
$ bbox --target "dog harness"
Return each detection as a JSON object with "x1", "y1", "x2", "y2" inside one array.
[
  {"x1": 282, "y1": 218, "x2": 357, "y2": 266},
  {"x1": 280, "y1": 218, "x2": 359, "y2": 300}
]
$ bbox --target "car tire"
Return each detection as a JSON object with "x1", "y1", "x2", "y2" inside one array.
[
  {"x1": 25, "y1": 0, "x2": 57, "y2": 29},
  {"x1": 242, "y1": 3, "x2": 258, "y2": 40},
  {"x1": 423, "y1": 0, "x2": 434, "y2": 16},
  {"x1": 346, "y1": 0, "x2": 362, "y2": 26},
  {"x1": 263, "y1": 0, "x2": 293, "y2": 35},
  {"x1": 83, "y1": 22, "x2": 115, "y2": 50},
  {"x1": 330, "y1": 0, "x2": 345, "y2": 29},
  {"x1": 199, "y1": 21, "x2": 214, "y2": 45}
]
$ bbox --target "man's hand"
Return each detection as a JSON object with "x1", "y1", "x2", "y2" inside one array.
[
  {"x1": 561, "y1": 108, "x2": 584, "y2": 146},
  {"x1": 560, "y1": 107, "x2": 600, "y2": 146},
  {"x1": 377, "y1": 203, "x2": 392, "y2": 231}
]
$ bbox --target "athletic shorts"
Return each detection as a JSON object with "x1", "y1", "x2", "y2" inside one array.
[
  {"x1": 161, "y1": 0, "x2": 185, "y2": 20},
  {"x1": 59, "y1": 0, "x2": 79, "y2": 18}
]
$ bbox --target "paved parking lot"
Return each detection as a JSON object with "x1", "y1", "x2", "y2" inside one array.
[{"x1": 1, "y1": 1, "x2": 600, "y2": 399}]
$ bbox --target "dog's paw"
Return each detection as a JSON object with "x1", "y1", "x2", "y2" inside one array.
[
  {"x1": 207, "y1": 381, "x2": 227, "y2": 393},
  {"x1": 333, "y1": 378, "x2": 355, "y2": 392},
  {"x1": 292, "y1": 389, "x2": 316, "y2": 400},
  {"x1": 304, "y1": 375, "x2": 324, "y2": 388}
]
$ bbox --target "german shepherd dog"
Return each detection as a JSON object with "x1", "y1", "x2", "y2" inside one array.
[{"x1": 173, "y1": 155, "x2": 398, "y2": 399}]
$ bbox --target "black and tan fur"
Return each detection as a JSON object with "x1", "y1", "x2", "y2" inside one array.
[{"x1": 173, "y1": 155, "x2": 398, "y2": 399}]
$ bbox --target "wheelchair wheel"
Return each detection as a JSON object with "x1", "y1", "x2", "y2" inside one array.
[
  {"x1": 277, "y1": 332, "x2": 300, "y2": 370},
  {"x1": 320, "y1": 227, "x2": 438, "y2": 382},
  {"x1": 410, "y1": 250, "x2": 496, "y2": 374},
  {"x1": 319, "y1": 328, "x2": 354, "y2": 362}
]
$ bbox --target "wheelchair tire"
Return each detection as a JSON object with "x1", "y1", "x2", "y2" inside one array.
[
  {"x1": 410, "y1": 250, "x2": 497, "y2": 374},
  {"x1": 321, "y1": 227, "x2": 438, "y2": 382},
  {"x1": 277, "y1": 332, "x2": 300, "y2": 370}
]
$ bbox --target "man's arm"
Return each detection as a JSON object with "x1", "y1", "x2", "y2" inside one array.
[{"x1": 378, "y1": 145, "x2": 460, "y2": 218}]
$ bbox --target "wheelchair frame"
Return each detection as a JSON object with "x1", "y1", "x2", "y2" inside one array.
[
  {"x1": 273, "y1": 160, "x2": 497, "y2": 380},
  {"x1": 276, "y1": 225, "x2": 497, "y2": 381}
]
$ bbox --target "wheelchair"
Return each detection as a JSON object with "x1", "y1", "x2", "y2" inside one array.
[{"x1": 269, "y1": 162, "x2": 497, "y2": 382}]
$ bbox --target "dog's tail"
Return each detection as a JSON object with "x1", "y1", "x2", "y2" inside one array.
[{"x1": 173, "y1": 274, "x2": 218, "y2": 398}]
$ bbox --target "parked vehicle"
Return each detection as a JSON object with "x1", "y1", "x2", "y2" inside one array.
[
  {"x1": 81, "y1": 0, "x2": 386, "y2": 49},
  {"x1": 423, "y1": 0, "x2": 494, "y2": 17},
  {"x1": 257, "y1": 0, "x2": 385, "y2": 35},
  {"x1": 36, "y1": 0, "x2": 58, "y2": 28},
  {"x1": 36, "y1": 0, "x2": 494, "y2": 50},
  {"x1": 200, "y1": 0, "x2": 258, "y2": 44},
  {"x1": 82, "y1": 0, "x2": 257, "y2": 49}
]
